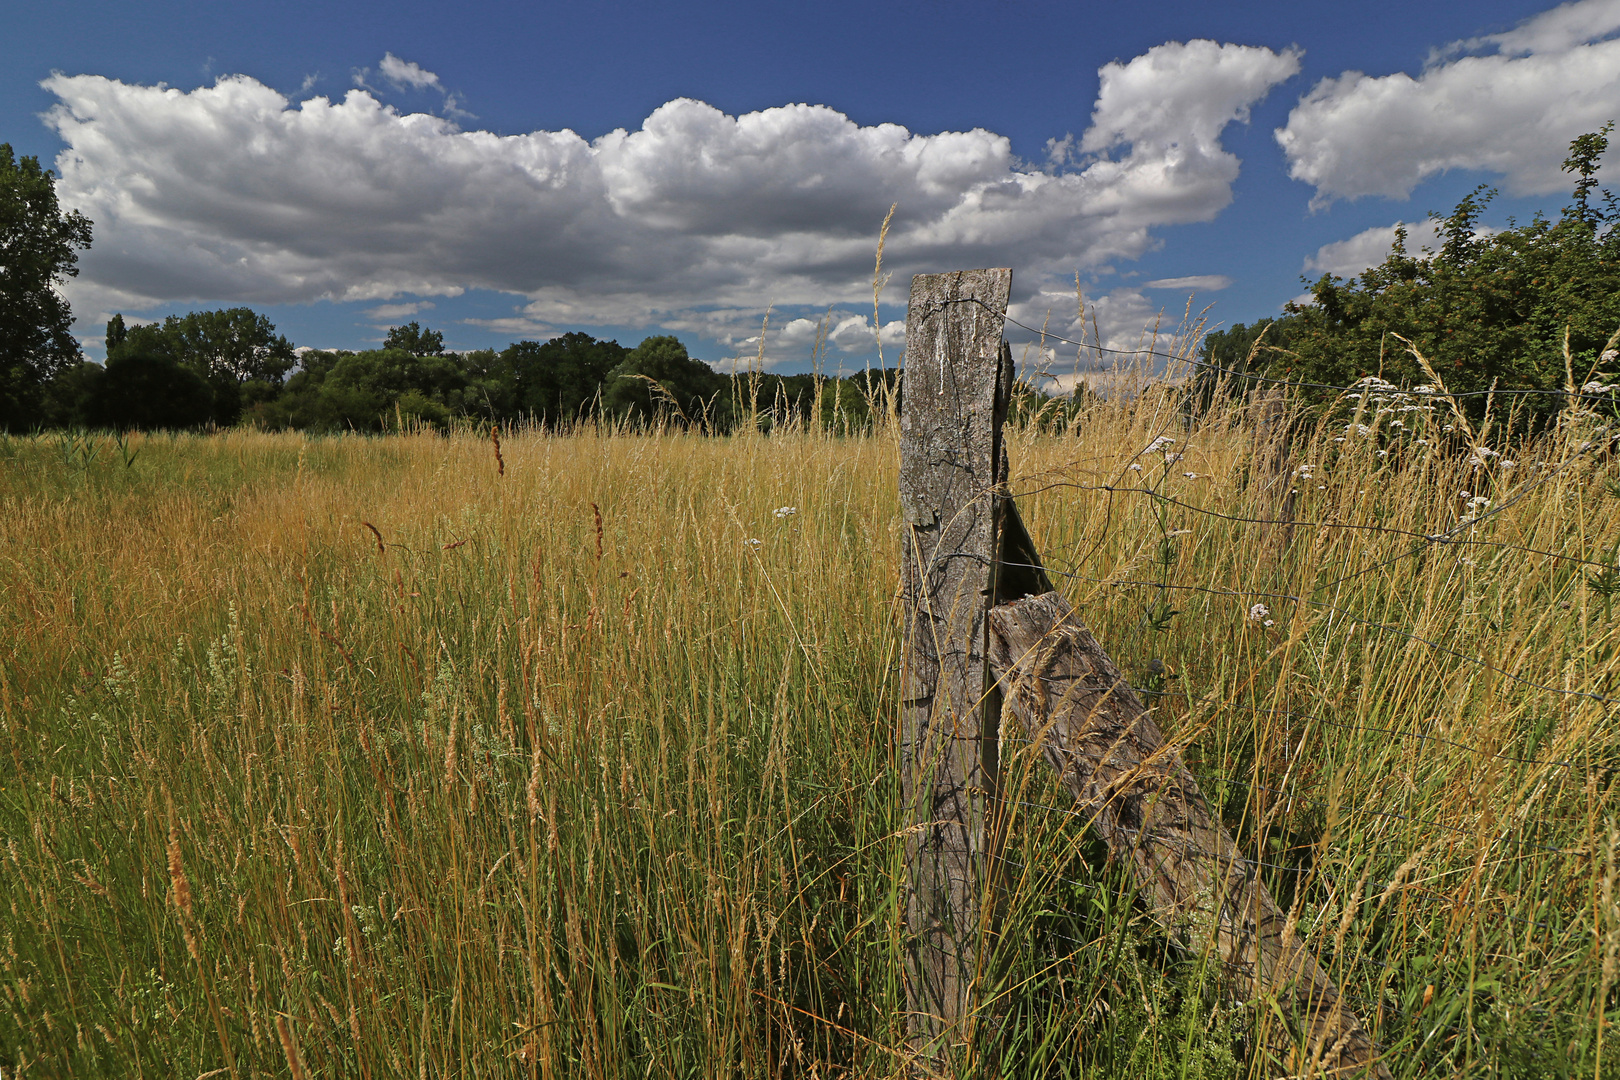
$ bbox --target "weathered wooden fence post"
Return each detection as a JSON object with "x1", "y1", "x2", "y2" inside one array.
[
  {"x1": 898, "y1": 268, "x2": 1013, "y2": 1064},
  {"x1": 898, "y1": 267, "x2": 1391, "y2": 1077}
]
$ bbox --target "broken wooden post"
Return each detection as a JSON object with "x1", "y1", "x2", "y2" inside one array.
[
  {"x1": 898, "y1": 267, "x2": 1013, "y2": 1062},
  {"x1": 984, "y1": 593, "x2": 1392, "y2": 1079}
]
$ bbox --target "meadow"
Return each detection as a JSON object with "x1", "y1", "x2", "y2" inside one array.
[{"x1": 2, "y1": 380, "x2": 1618, "y2": 1078}]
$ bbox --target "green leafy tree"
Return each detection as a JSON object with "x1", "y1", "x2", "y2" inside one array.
[
  {"x1": 603, "y1": 336, "x2": 728, "y2": 428},
  {"x1": 383, "y1": 321, "x2": 445, "y2": 356},
  {"x1": 84, "y1": 349, "x2": 213, "y2": 431},
  {"x1": 503, "y1": 332, "x2": 627, "y2": 426},
  {"x1": 248, "y1": 346, "x2": 475, "y2": 432},
  {"x1": 0, "y1": 144, "x2": 93, "y2": 430},
  {"x1": 111, "y1": 307, "x2": 296, "y2": 425},
  {"x1": 1265, "y1": 124, "x2": 1618, "y2": 423}
]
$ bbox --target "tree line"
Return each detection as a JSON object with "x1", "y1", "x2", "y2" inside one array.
[{"x1": 32, "y1": 312, "x2": 906, "y2": 433}]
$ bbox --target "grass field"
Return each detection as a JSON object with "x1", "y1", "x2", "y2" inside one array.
[{"x1": 2, "y1": 385, "x2": 1618, "y2": 1077}]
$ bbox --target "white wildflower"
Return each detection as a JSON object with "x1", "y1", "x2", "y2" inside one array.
[
  {"x1": 1264, "y1": 619, "x2": 1275, "y2": 627},
  {"x1": 1145, "y1": 436, "x2": 1176, "y2": 454},
  {"x1": 1249, "y1": 603, "x2": 1271, "y2": 622},
  {"x1": 1376, "y1": 450, "x2": 1389, "y2": 458},
  {"x1": 1164, "y1": 452, "x2": 1183, "y2": 464},
  {"x1": 744, "y1": 537, "x2": 762, "y2": 549},
  {"x1": 773, "y1": 505, "x2": 798, "y2": 519},
  {"x1": 1183, "y1": 472, "x2": 1199, "y2": 479},
  {"x1": 1128, "y1": 463, "x2": 1143, "y2": 472}
]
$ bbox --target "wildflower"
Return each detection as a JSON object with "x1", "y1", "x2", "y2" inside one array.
[
  {"x1": 1183, "y1": 471, "x2": 1199, "y2": 479},
  {"x1": 1468, "y1": 496, "x2": 1490, "y2": 511},
  {"x1": 1248, "y1": 603, "x2": 1270, "y2": 622},
  {"x1": 1164, "y1": 452, "x2": 1183, "y2": 464},
  {"x1": 1145, "y1": 436, "x2": 1176, "y2": 454},
  {"x1": 1357, "y1": 425, "x2": 1370, "y2": 436},
  {"x1": 1458, "y1": 491, "x2": 1471, "y2": 500},
  {"x1": 1128, "y1": 463, "x2": 1143, "y2": 472},
  {"x1": 1263, "y1": 619, "x2": 1275, "y2": 627},
  {"x1": 1294, "y1": 464, "x2": 1314, "y2": 478},
  {"x1": 1584, "y1": 381, "x2": 1619, "y2": 395},
  {"x1": 1414, "y1": 384, "x2": 1436, "y2": 395},
  {"x1": 744, "y1": 537, "x2": 762, "y2": 549},
  {"x1": 1333, "y1": 437, "x2": 1346, "y2": 443},
  {"x1": 1376, "y1": 450, "x2": 1388, "y2": 458},
  {"x1": 1390, "y1": 419, "x2": 1404, "y2": 428},
  {"x1": 773, "y1": 506, "x2": 798, "y2": 519}
]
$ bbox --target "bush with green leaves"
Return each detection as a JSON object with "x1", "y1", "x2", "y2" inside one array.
[{"x1": 1195, "y1": 125, "x2": 1619, "y2": 425}]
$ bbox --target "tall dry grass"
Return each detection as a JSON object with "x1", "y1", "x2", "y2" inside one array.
[{"x1": 0, "y1": 390, "x2": 1616, "y2": 1077}]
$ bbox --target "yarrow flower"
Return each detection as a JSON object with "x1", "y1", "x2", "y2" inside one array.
[
  {"x1": 1248, "y1": 603, "x2": 1270, "y2": 622},
  {"x1": 744, "y1": 538, "x2": 762, "y2": 549},
  {"x1": 773, "y1": 506, "x2": 798, "y2": 519},
  {"x1": 1144, "y1": 436, "x2": 1176, "y2": 455}
]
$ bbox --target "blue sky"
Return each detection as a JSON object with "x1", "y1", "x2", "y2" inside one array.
[{"x1": 5, "y1": 0, "x2": 1617, "y2": 385}]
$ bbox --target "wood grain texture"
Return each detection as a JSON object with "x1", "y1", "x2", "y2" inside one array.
[
  {"x1": 986, "y1": 591, "x2": 1391, "y2": 1079},
  {"x1": 898, "y1": 268, "x2": 1013, "y2": 1060}
]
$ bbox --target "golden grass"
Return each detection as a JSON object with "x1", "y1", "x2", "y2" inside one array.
[{"x1": 0, "y1": 396, "x2": 1617, "y2": 1077}]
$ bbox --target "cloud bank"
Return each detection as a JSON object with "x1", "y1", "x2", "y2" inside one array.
[
  {"x1": 44, "y1": 41, "x2": 1295, "y2": 358},
  {"x1": 1277, "y1": 0, "x2": 1620, "y2": 205}
]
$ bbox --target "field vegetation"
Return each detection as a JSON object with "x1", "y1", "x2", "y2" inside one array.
[{"x1": 4, "y1": 370, "x2": 1620, "y2": 1077}]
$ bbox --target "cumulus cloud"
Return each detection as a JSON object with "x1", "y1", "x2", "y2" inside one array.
[
  {"x1": 378, "y1": 53, "x2": 442, "y2": 91},
  {"x1": 43, "y1": 40, "x2": 1295, "y2": 363},
  {"x1": 1277, "y1": 0, "x2": 1620, "y2": 204},
  {"x1": 1302, "y1": 220, "x2": 1446, "y2": 280}
]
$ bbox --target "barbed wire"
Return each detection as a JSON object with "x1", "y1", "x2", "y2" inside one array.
[
  {"x1": 1007, "y1": 475, "x2": 1616, "y2": 576},
  {"x1": 992, "y1": 307, "x2": 1620, "y2": 406},
  {"x1": 1000, "y1": 561, "x2": 1620, "y2": 708}
]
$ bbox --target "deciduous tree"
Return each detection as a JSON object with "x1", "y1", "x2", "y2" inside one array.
[{"x1": 0, "y1": 144, "x2": 92, "y2": 430}]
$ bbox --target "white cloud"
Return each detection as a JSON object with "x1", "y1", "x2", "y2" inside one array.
[
  {"x1": 364, "y1": 300, "x2": 434, "y2": 320},
  {"x1": 378, "y1": 53, "x2": 441, "y2": 91},
  {"x1": 1302, "y1": 220, "x2": 1446, "y2": 279},
  {"x1": 43, "y1": 42, "x2": 1295, "y2": 356},
  {"x1": 1142, "y1": 274, "x2": 1232, "y2": 291},
  {"x1": 1277, "y1": 0, "x2": 1620, "y2": 204},
  {"x1": 1451, "y1": 0, "x2": 1620, "y2": 56}
]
